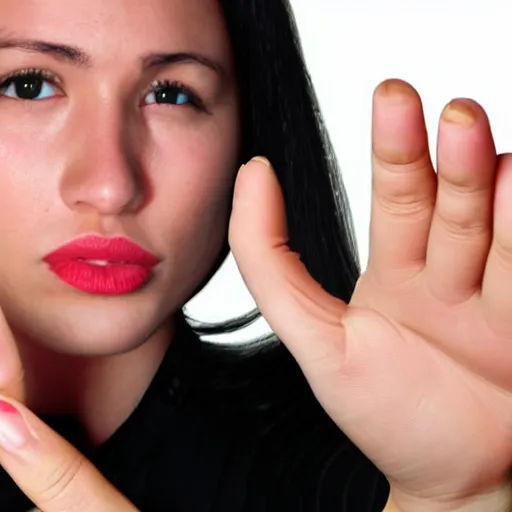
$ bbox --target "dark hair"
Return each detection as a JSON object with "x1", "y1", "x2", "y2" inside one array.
[
  {"x1": 168, "y1": 1, "x2": 389, "y2": 507},
  {"x1": 188, "y1": 0, "x2": 360, "y2": 337},
  {"x1": 184, "y1": 0, "x2": 359, "y2": 366}
]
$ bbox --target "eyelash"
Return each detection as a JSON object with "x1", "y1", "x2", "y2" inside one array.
[
  {"x1": 147, "y1": 79, "x2": 206, "y2": 111},
  {"x1": 0, "y1": 68, "x2": 207, "y2": 112},
  {"x1": 0, "y1": 68, "x2": 56, "y2": 86}
]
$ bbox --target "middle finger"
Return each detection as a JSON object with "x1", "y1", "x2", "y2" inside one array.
[{"x1": 425, "y1": 99, "x2": 496, "y2": 303}]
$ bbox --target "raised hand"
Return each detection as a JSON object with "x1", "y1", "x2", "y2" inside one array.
[{"x1": 230, "y1": 79, "x2": 512, "y2": 512}]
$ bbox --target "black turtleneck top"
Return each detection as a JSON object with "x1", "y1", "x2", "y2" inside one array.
[{"x1": 1, "y1": 312, "x2": 389, "y2": 511}]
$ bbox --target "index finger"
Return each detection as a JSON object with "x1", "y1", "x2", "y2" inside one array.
[
  {"x1": 369, "y1": 79, "x2": 436, "y2": 282},
  {"x1": 0, "y1": 397, "x2": 137, "y2": 511}
]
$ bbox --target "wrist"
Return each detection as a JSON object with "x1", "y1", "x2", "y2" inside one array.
[{"x1": 384, "y1": 483, "x2": 512, "y2": 512}]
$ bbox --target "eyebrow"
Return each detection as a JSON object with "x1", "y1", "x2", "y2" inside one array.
[
  {"x1": 0, "y1": 37, "x2": 224, "y2": 77},
  {"x1": 141, "y1": 52, "x2": 223, "y2": 77},
  {"x1": 0, "y1": 37, "x2": 90, "y2": 66}
]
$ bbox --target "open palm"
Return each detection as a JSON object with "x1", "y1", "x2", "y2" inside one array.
[{"x1": 230, "y1": 79, "x2": 512, "y2": 511}]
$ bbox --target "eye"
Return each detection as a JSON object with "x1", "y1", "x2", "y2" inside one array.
[
  {"x1": 0, "y1": 69, "x2": 60, "y2": 101},
  {"x1": 143, "y1": 80, "x2": 205, "y2": 110}
]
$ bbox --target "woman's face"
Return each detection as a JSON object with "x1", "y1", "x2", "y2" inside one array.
[{"x1": 0, "y1": 0, "x2": 240, "y2": 354}]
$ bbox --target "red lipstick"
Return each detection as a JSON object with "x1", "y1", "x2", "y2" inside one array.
[{"x1": 43, "y1": 236, "x2": 160, "y2": 295}]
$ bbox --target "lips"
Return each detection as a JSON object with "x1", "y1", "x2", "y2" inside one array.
[{"x1": 43, "y1": 236, "x2": 160, "y2": 295}]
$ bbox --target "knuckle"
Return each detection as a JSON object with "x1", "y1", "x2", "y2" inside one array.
[
  {"x1": 374, "y1": 175, "x2": 433, "y2": 216},
  {"x1": 435, "y1": 189, "x2": 491, "y2": 240},
  {"x1": 376, "y1": 192, "x2": 431, "y2": 218},
  {"x1": 374, "y1": 145, "x2": 432, "y2": 172},
  {"x1": 438, "y1": 172, "x2": 491, "y2": 196},
  {"x1": 372, "y1": 153, "x2": 435, "y2": 217},
  {"x1": 372, "y1": 138, "x2": 431, "y2": 167},
  {"x1": 38, "y1": 455, "x2": 86, "y2": 509},
  {"x1": 436, "y1": 210, "x2": 488, "y2": 240},
  {"x1": 493, "y1": 241, "x2": 512, "y2": 268}
]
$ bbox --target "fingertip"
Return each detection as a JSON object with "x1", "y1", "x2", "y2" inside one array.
[
  {"x1": 230, "y1": 154, "x2": 286, "y2": 251},
  {"x1": 374, "y1": 79, "x2": 420, "y2": 103},
  {"x1": 439, "y1": 99, "x2": 491, "y2": 133},
  {"x1": 372, "y1": 80, "x2": 429, "y2": 167},
  {"x1": 249, "y1": 156, "x2": 272, "y2": 167},
  {"x1": 441, "y1": 99, "x2": 478, "y2": 127},
  {"x1": 233, "y1": 155, "x2": 275, "y2": 203}
]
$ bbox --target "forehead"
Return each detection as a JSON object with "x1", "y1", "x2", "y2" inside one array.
[{"x1": 0, "y1": 0, "x2": 231, "y2": 61}]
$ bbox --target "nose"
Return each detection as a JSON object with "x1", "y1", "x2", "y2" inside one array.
[{"x1": 60, "y1": 108, "x2": 145, "y2": 216}]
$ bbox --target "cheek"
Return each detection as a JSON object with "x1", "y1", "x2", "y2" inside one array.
[
  {"x1": 0, "y1": 100, "x2": 69, "y2": 210},
  {"x1": 145, "y1": 113, "x2": 239, "y2": 278},
  {"x1": 0, "y1": 127, "x2": 58, "y2": 233}
]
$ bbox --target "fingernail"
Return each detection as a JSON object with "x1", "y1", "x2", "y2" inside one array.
[
  {"x1": 377, "y1": 79, "x2": 418, "y2": 101},
  {"x1": 0, "y1": 400, "x2": 32, "y2": 453},
  {"x1": 248, "y1": 156, "x2": 271, "y2": 167},
  {"x1": 442, "y1": 100, "x2": 476, "y2": 127}
]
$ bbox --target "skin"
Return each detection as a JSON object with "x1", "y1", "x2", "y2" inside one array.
[
  {"x1": 0, "y1": 2, "x2": 510, "y2": 512},
  {"x1": 0, "y1": 0, "x2": 240, "y2": 443}
]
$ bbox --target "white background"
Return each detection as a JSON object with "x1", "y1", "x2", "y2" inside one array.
[{"x1": 185, "y1": 1, "x2": 512, "y2": 341}]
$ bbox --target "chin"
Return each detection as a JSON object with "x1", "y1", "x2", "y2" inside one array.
[
  {"x1": 49, "y1": 323, "x2": 156, "y2": 356},
  {"x1": 5, "y1": 293, "x2": 172, "y2": 357}
]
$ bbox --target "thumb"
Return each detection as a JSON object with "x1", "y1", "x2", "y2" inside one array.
[
  {"x1": 0, "y1": 397, "x2": 137, "y2": 511},
  {"x1": 229, "y1": 156, "x2": 347, "y2": 376},
  {"x1": 0, "y1": 309, "x2": 26, "y2": 404}
]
